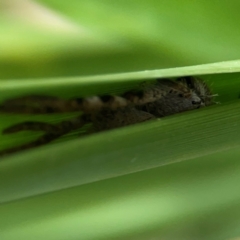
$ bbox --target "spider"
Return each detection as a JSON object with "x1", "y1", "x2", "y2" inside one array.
[{"x1": 0, "y1": 76, "x2": 216, "y2": 157}]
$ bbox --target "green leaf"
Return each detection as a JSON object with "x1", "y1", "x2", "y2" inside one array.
[
  {"x1": 1, "y1": 1, "x2": 240, "y2": 240},
  {"x1": 1, "y1": 146, "x2": 240, "y2": 240},
  {"x1": 0, "y1": 62, "x2": 240, "y2": 204}
]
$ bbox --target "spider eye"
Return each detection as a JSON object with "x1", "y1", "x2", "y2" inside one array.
[
  {"x1": 192, "y1": 101, "x2": 199, "y2": 105},
  {"x1": 186, "y1": 78, "x2": 194, "y2": 89}
]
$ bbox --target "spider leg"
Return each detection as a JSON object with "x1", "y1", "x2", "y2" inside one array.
[
  {"x1": 0, "y1": 114, "x2": 91, "y2": 157},
  {"x1": 2, "y1": 121, "x2": 58, "y2": 134},
  {"x1": 0, "y1": 95, "x2": 82, "y2": 114},
  {"x1": 0, "y1": 80, "x2": 174, "y2": 114},
  {"x1": 2, "y1": 95, "x2": 60, "y2": 105},
  {"x1": 0, "y1": 132, "x2": 65, "y2": 157}
]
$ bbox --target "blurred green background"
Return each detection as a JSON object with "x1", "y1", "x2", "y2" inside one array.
[{"x1": 2, "y1": 0, "x2": 240, "y2": 79}]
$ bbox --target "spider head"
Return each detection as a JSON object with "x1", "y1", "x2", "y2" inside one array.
[{"x1": 176, "y1": 76, "x2": 216, "y2": 107}]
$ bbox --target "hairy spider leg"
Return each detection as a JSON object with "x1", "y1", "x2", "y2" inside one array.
[
  {"x1": 0, "y1": 82, "x2": 171, "y2": 114},
  {"x1": 0, "y1": 114, "x2": 91, "y2": 157},
  {"x1": 3, "y1": 121, "x2": 58, "y2": 134}
]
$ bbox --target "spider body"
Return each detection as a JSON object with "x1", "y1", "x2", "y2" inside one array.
[{"x1": 0, "y1": 76, "x2": 216, "y2": 156}]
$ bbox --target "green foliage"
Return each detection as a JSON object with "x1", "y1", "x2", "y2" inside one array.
[
  {"x1": 1, "y1": 1, "x2": 240, "y2": 240},
  {"x1": 2, "y1": 0, "x2": 240, "y2": 79}
]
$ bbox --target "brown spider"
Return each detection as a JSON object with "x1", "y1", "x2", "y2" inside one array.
[{"x1": 0, "y1": 76, "x2": 216, "y2": 156}]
